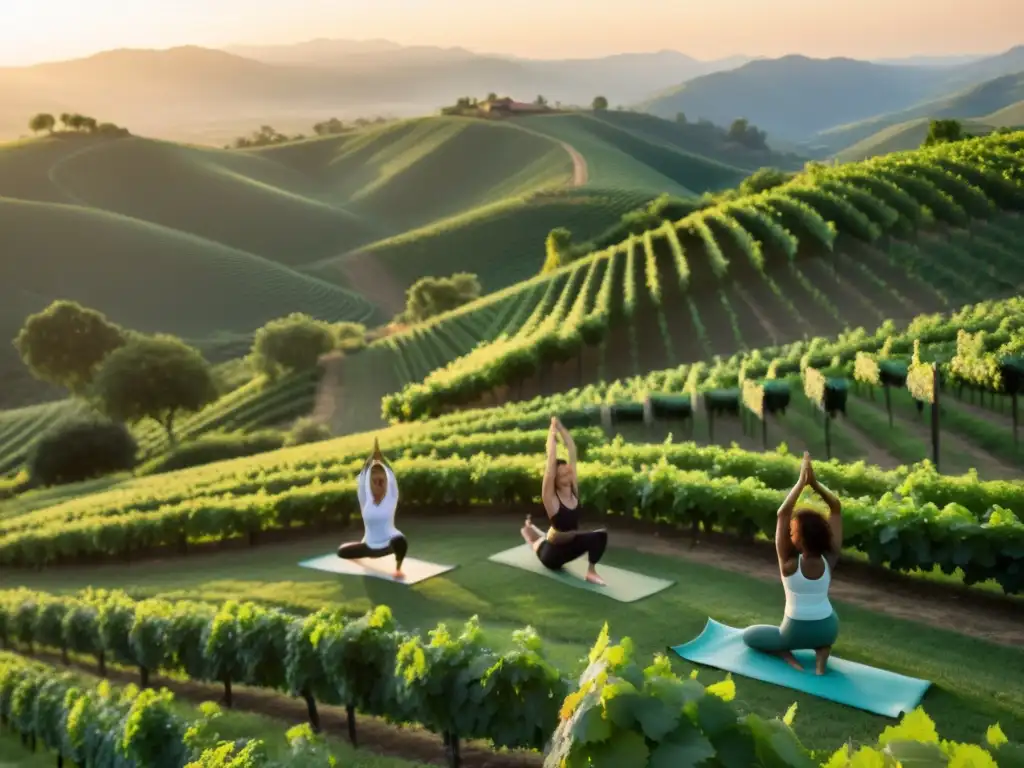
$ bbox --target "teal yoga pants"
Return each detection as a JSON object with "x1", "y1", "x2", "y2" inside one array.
[{"x1": 742, "y1": 612, "x2": 839, "y2": 652}]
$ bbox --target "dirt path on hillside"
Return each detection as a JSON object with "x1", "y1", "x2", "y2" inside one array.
[
  {"x1": 338, "y1": 252, "x2": 407, "y2": 318},
  {"x1": 559, "y1": 142, "x2": 589, "y2": 187},
  {"x1": 310, "y1": 352, "x2": 345, "y2": 426}
]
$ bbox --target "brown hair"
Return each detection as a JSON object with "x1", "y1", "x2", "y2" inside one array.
[{"x1": 793, "y1": 508, "x2": 833, "y2": 556}]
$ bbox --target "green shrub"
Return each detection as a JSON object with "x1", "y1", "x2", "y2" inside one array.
[
  {"x1": 26, "y1": 417, "x2": 137, "y2": 487},
  {"x1": 332, "y1": 322, "x2": 367, "y2": 353},
  {"x1": 251, "y1": 314, "x2": 336, "y2": 379},
  {"x1": 285, "y1": 418, "x2": 331, "y2": 447},
  {"x1": 138, "y1": 430, "x2": 285, "y2": 475}
]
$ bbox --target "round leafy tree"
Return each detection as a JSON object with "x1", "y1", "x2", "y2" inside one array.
[
  {"x1": 14, "y1": 300, "x2": 126, "y2": 395},
  {"x1": 92, "y1": 334, "x2": 217, "y2": 445}
]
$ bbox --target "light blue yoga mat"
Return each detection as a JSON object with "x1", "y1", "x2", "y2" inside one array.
[{"x1": 670, "y1": 619, "x2": 931, "y2": 718}]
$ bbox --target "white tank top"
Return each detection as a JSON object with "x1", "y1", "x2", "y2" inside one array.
[
  {"x1": 783, "y1": 555, "x2": 832, "y2": 621},
  {"x1": 357, "y1": 463, "x2": 402, "y2": 550}
]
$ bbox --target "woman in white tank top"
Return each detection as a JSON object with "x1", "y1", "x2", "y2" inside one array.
[
  {"x1": 742, "y1": 452, "x2": 843, "y2": 675},
  {"x1": 337, "y1": 438, "x2": 408, "y2": 579}
]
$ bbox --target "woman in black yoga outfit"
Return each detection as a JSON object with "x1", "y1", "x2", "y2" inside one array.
[{"x1": 520, "y1": 417, "x2": 607, "y2": 585}]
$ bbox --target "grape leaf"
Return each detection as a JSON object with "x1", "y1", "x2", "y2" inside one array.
[
  {"x1": 571, "y1": 701, "x2": 611, "y2": 745},
  {"x1": 648, "y1": 721, "x2": 716, "y2": 768},
  {"x1": 585, "y1": 730, "x2": 650, "y2": 768},
  {"x1": 633, "y1": 696, "x2": 680, "y2": 741}
]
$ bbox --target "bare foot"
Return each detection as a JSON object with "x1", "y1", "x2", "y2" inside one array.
[
  {"x1": 780, "y1": 652, "x2": 804, "y2": 672},
  {"x1": 815, "y1": 647, "x2": 831, "y2": 675},
  {"x1": 392, "y1": 570, "x2": 405, "y2": 580},
  {"x1": 585, "y1": 568, "x2": 606, "y2": 586}
]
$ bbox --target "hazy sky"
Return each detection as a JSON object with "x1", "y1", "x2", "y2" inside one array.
[{"x1": 3, "y1": 0, "x2": 1021, "y2": 66}]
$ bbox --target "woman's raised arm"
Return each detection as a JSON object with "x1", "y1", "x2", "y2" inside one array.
[
  {"x1": 541, "y1": 418, "x2": 559, "y2": 513},
  {"x1": 807, "y1": 464, "x2": 842, "y2": 566},
  {"x1": 775, "y1": 453, "x2": 809, "y2": 568},
  {"x1": 556, "y1": 419, "x2": 578, "y2": 478}
]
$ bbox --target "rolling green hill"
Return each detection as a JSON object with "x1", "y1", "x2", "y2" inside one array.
[
  {"x1": 984, "y1": 99, "x2": 1024, "y2": 127},
  {"x1": 307, "y1": 188, "x2": 656, "y2": 313},
  {"x1": 0, "y1": 196, "x2": 376, "y2": 406},
  {"x1": 817, "y1": 72, "x2": 1024, "y2": 157},
  {"x1": 0, "y1": 110, "x2": 784, "y2": 414},
  {"x1": 833, "y1": 118, "x2": 997, "y2": 163}
]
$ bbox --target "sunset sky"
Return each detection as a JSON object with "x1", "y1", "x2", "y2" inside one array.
[{"x1": 2, "y1": 0, "x2": 1020, "y2": 66}]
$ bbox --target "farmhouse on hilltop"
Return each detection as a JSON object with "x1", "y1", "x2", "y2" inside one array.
[{"x1": 479, "y1": 97, "x2": 552, "y2": 115}]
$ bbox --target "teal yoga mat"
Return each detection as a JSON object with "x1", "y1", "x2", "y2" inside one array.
[
  {"x1": 671, "y1": 619, "x2": 931, "y2": 718},
  {"x1": 488, "y1": 544, "x2": 674, "y2": 603},
  {"x1": 298, "y1": 553, "x2": 455, "y2": 585}
]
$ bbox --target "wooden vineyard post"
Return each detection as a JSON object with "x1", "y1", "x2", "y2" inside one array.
[
  {"x1": 702, "y1": 389, "x2": 740, "y2": 445},
  {"x1": 907, "y1": 343, "x2": 940, "y2": 471},
  {"x1": 741, "y1": 381, "x2": 768, "y2": 450},
  {"x1": 803, "y1": 367, "x2": 848, "y2": 460},
  {"x1": 998, "y1": 358, "x2": 1023, "y2": 449}
]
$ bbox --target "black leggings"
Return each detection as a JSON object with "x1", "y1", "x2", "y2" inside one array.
[
  {"x1": 338, "y1": 535, "x2": 408, "y2": 569},
  {"x1": 537, "y1": 530, "x2": 607, "y2": 570}
]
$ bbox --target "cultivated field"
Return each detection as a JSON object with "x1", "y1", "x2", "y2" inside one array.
[
  {"x1": 1, "y1": 102, "x2": 1023, "y2": 767},
  {"x1": 0, "y1": 113, "x2": 779, "y2": 409}
]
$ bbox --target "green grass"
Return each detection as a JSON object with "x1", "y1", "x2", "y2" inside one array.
[{"x1": 7, "y1": 518, "x2": 1022, "y2": 753}]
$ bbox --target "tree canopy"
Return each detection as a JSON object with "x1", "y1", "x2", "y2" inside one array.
[
  {"x1": 29, "y1": 113, "x2": 55, "y2": 134},
  {"x1": 14, "y1": 300, "x2": 127, "y2": 396},
  {"x1": 251, "y1": 313, "x2": 336, "y2": 378},
  {"x1": 401, "y1": 274, "x2": 482, "y2": 323},
  {"x1": 727, "y1": 118, "x2": 769, "y2": 150},
  {"x1": 923, "y1": 119, "x2": 968, "y2": 147},
  {"x1": 92, "y1": 335, "x2": 217, "y2": 444},
  {"x1": 592, "y1": 96, "x2": 609, "y2": 111}
]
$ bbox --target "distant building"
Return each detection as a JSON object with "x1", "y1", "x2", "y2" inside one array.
[{"x1": 479, "y1": 97, "x2": 552, "y2": 115}]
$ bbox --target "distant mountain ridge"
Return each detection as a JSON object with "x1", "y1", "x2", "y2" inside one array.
[
  {"x1": 0, "y1": 43, "x2": 750, "y2": 143},
  {"x1": 819, "y1": 71, "x2": 1024, "y2": 156},
  {"x1": 638, "y1": 45, "x2": 1024, "y2": 148}
]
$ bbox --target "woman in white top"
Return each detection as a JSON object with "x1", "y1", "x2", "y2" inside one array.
[
  {"x1": 337, "y1": 439, "x2": 407, "y2": 579},
  {"x1": 742, "y1": 451, "x2": 843, "y2": 675}
]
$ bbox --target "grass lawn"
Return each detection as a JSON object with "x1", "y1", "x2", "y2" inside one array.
[
  {"x1": 0, "y1": 678, "x2": 424, "y2": 768},
  {"x1": 5, "y1": 517, "x2": 1022, "y2": 754}
]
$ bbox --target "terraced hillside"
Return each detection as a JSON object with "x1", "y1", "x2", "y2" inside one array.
[
  {"x1": 371, "y1": 131, "x2": 1024, "y2": 426},
  {"x1": 0, "y1": 112, "x2": 778, "y2": 409},
  {"x1": 306, "y1": 187, "x2": 656, "y2": 311}
]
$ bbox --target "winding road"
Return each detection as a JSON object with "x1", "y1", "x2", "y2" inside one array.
[{"x1": 559, "y1": 140, "x2": 589, "y2": 187}]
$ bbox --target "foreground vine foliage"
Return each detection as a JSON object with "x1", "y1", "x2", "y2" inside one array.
[
  {"x1": 0, "y1": 652, "x2": 335, "y2": 767},
  {"x1": 545, "y1": 625, "x2": 1022, "y2": 767},
  {"x1": 3, "y1": 619, "x2": 1021, "y2": 767}
]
